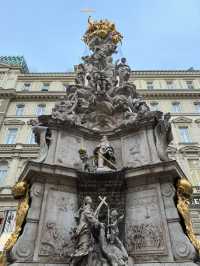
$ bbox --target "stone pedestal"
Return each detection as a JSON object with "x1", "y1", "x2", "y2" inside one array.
[
  {"x1": 9, "y1": 162, "x2": 78, "y2": 265},
  {"x1": 9, "y1": 161, "x2": 198, "y2": 266},
  {"x1": 125, "y1": 161, "x2": 197, "y2": 265}
]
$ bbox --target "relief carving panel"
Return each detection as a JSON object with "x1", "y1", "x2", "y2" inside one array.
[
  {"x1": 126, "y1": 186, "x2": 168, "y2": 257},
  {"x1": 56, "y1": 132, "x2": 81, "y2": 167},
  {"x1": 39, "y1": 189, "x2": 78, "y2": 261},
  {"x1": 122, "y1": 132, "x2": 149, "y2": 167}
]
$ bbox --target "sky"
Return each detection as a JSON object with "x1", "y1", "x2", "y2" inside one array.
[{"x1": 0, "y1": 0, "x2": 200, "y2": 72}]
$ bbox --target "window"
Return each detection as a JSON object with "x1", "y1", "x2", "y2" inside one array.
[
  {"x1": 0, "y1": 210, "x2": 16, "y2": 249},
  {"x1": 63, "y1": 83, "x2": 69, "y2": 92},
  {"x1": 0, "y1": 162, "x2": 8, "y2": 185},
  {"x1": 16, "y1": 104, "x2": 25, "y2": 116},
  {"x1": 5, "y1": 128, "x2": 18, "y2": 144},
  {"x1": 150, "y1": 102, "x2": 159, "y2": 111},
  {"x1": 188, "y1": 159, "x2": 200, "y2": 186},
  {"x1": 28, "y1": 131, "x2": 36, "y2": 144},
  {"x1": 146, "y1": 81, "x2": 154, "y2": 90},
  {"x1": 0, "y1": 72, "x2": 5, "y2": 80},
  {"x1": 36, "y1": 104, "x2": 46, "y2": 116},
  {"x1": 23, "y1": 83, "x2": 31, "y2": 91},
  {"x1": 166, "y1": 80, "x2": 174, "y2": 90},
  {"x1": 0, "y1": 212, "x2": 5, "y2": 234},
  {"x1": 194, "y1": 102, "x2": 200, "y2": 113},
  {"x1": 172, "y1": 102, "x2": 181, "y2": 113},
  {"x1": 41, "y1": 83, "x2": 49, "y2": 91},
  {"x1": 2, "y1": 210, "x2": 16, "y2": 234},
  {"x1": 186, "y1": 80, "x2": 194, "y2": 90},
  {"x1": 179, "y1": 127, "x2": 191, "y2": 143}
]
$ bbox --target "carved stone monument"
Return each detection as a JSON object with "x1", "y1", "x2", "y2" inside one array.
[{"x1": 3, "y1": 17, "x2": 200, "y2": 266}]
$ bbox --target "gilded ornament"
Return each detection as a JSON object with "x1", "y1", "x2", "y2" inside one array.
[
  {"x1": 4, "y1": 190, "x2": 29, "y2": 251},
  {"x1": 0, "y1": 251, "x2": 7, "y2": 266},
  {"x1": 177, "y1": 178, "x2": 200, "y2": 254},
  {"x1": 83, "y1": 16, "x2": 123, "y2": 46},
  {"x1": 12, "y1": 181, "x2": 27, "y2": 198},
  {"x1": 0, "y1": 181, "x2": 30, "y2": 265}
]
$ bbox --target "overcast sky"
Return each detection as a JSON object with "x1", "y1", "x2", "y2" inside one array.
[{"x1": 0, "y1": 0, "x2": 199, "y2": 72}]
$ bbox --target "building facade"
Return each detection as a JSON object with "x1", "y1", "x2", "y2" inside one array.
[{"x1": 0, "y1": 57, "x2": 200, "y2": 245}]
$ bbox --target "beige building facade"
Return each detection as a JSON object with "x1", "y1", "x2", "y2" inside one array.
[{"x1": 0, "y1": 57, "x2": 200, "y2": 243}]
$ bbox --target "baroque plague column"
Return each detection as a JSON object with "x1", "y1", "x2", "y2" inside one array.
[{"x1": 1, "y1": 17, "x2": 200, "y2": 266}]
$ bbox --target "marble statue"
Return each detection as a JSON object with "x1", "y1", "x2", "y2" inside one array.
[
  {"x1": 78, "y1": 136, "x2": 116, "y2": 173},
  {"x1": 94, "y1": 136, "x2": 116, "y2": 171},
  {"x1": 154, "y1": 112, "x2": 173, "y2": 161},
  {"x1": 70, "y1": 196, "x2": 99, "y2": 266},
  {"x1": 115, "y1": 58, "x2": 131, "y2": 87},
  {"x1": 70, "y1": 196, "x2": 128, "y2": 266}
]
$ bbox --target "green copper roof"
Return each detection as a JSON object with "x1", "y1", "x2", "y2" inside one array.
[{"x1": 0, "y1": 56, "x2": 29, "y2": 73}]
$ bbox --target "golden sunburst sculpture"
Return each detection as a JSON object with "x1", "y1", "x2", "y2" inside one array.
[{"x1": 83, "y1": 16, "x2": 123, "y2": 45}]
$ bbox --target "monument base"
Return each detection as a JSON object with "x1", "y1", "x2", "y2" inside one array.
[
  {"x1": 125, "y1": 161, "x2": 197, "y2": 265},
  {"x1": 10, "y1": 261, "x2": 198, "y2": 266},
  {"x1": 7, "y1": 161, "x2": 198, "y2": 266},
  {"x1": 134, "y1": 263, "x2": 197, "y2": 266}
]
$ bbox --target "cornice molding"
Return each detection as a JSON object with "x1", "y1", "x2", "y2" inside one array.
[
  {"x1": 0, "y1": 63, "x2": 22, "y2": 73},
  {"x1": 167, "y1": 146, "x2": 177, "y2": 153},
  {"x1": 15, "y1": 91, "x2": 66, "y2": 100},
  {"x1": 1, "y1": 89, "x2": 200, "y2": 100},
  {"x1": 0, "y1": 63, "x2": 10, "y2": 69},
  {"x1": 132, "y1": 70, "x2": 200, "y2": 79},
  {"x1": 170, "y1": 113, "x2": 200, "y2": 117},
  {"x1": 15, "y1": 90, "x2": 200, "y2": 100},
  {"x1": 0, "y1": 88, "x2": 16, "y2": 98},
  {"x1": 141, "y1": 90, "x2": 200, "y2": 99},
  {"x1": 4, "y1": 119, "x2": 25, "y2": 126},
  {"x1": 18, "y1": 72, "x2": 75, "y2": 81},
  {"x1": 179, "y1": 145, "x2": 200, "y2": 154},
  {"x1": 0, "y1": 144, "x2": 39, "y2": 154},
  {"x1": 171, "y1": 117, "x2": 193, "y2": 124},
  {"x1": 17, "y1": 70, "x2": 200, "y2": 80}
]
